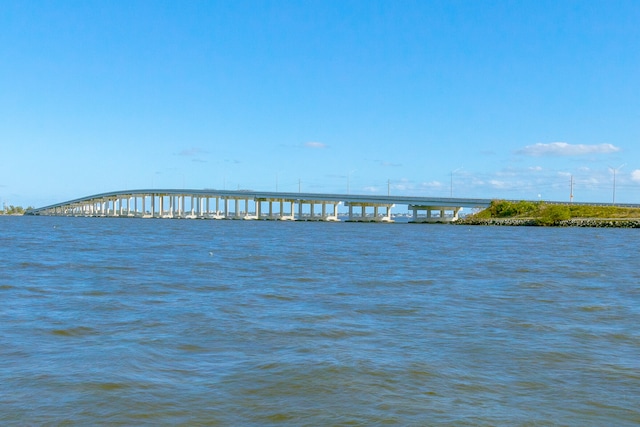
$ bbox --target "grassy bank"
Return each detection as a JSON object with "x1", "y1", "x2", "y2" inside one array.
[{"x1": 458, "y1": 200, "x2": 640, "y2": 226}]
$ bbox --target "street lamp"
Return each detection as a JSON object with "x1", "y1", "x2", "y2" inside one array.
[{"x1": 609, "y1": 164, "x2": 625, "y2": 205}]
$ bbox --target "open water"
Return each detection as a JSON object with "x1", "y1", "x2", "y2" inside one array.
[{"x1": 1, "y1": 216, "x2": 639, "y2": 426}]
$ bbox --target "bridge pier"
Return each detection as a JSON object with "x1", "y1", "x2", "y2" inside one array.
[
  {"x1": 345, "y1": 202, "x2": 394, "y2": 222},
  {"x1": 295, "y1": 200, "x2": 339, "y2": 221},
  {"x1": 408, "y1": 205, "x2": 461, "y2": 223},
  {"x1": 220, "y1": 197, "x2": 253, "y2": 219},
  {"x1": 256, "y1": 198, "x2": 296, "y2": 220}
]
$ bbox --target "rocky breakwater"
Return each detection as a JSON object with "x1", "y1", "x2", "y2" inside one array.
[
  {"x1": 456, "y1": 217, "x2": 640, "y2": 228},
  {"x1": 456, "y1": 218, "x2": 537, "y2": 226},
  {"x1": 558, "y1": 218, "x2": 640, "y2": 228}
]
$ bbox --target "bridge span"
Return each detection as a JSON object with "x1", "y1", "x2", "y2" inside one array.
[{"x1": 27, "y1": 189, "x2": 494, "y2": 223}]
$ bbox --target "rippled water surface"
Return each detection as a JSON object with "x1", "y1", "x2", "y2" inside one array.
[{"x1": 1, "y1": 216, "x2": 639, "y2": 425}]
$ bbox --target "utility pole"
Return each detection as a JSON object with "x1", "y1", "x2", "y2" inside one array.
[
  {"x1": 570, "y1": 175, "x2": 574, "y2": 203},
  {"x1": 609, "y1": 164, "x2": 625, "y2": 205}
]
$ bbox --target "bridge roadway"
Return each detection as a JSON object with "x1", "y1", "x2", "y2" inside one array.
[{"x1": 27, "y1": 189, "x2": 495, "y2": 223}]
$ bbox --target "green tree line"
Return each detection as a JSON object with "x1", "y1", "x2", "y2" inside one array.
[{"x1": 1, "y1": 205, "x2": 32, "y2": 215}]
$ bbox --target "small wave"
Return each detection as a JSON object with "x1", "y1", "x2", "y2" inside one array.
[
  {"x1": 177, "y1": 344, "x2": 208, "y2": 353},
  {"x1": 293, "y1": 277, "x2": 317, "y2": 283},
  {"x1": 579, "y1": 305, "x2": 610, "y2": 312},
  {"x1": 50, "y1": 326, "x2": 98, "y2": 337},
  {"x1": 405, "y1": 279, "x2": 435, "y2": 286},
  {"x1": 85, "y1": 382, "x2": 130, "y2": 391},
  {"x1": 259, "y1": 293, "x2": 296, "y2": 301}
]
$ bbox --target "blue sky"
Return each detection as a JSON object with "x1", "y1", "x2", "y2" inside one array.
[{"x1": 1, "y1": 0, "x2": 639, "y2": 208}]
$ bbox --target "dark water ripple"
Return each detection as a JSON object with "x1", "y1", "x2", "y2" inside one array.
[{"x1": 1, "y1": 216, "x2": 639, "y2": 425}]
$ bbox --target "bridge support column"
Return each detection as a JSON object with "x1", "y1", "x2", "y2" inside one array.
[
  {"x1": 408, "y1": 205, "x2": 461, "y2": 223},
  {"x1": 345, "y1": 202, "x2": 394, "y2": 222}
]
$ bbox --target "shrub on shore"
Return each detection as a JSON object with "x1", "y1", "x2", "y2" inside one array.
[
  {"x1": 1, "y1": 205, "x2": 30, "y2": 215},
  {"x1": 462, "y1": 200, "x2": 640, "y2": 226}
]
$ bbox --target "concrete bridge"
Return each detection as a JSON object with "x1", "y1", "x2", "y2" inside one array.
[{"x1": 27, "y1": 189, "x2": 494, "y2": 223}]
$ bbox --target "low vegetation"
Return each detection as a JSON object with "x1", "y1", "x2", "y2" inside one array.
[
  {"x1": 1, "y1": 205, "x2": 31, "y2": 215},
  {"x1": 463, "y1": 200, "x2": 640, "y2": 226}
]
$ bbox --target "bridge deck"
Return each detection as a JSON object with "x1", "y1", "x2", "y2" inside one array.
[
  {"x1": 28, "y1": 189, "x2": 638, "y2": 222},
  {"x1": 27, "y1": 189, "x2": 494, "y2": 222}
]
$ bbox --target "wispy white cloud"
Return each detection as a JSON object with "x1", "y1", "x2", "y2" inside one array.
[
  {"x1": 632, "y1": 170, "x2": 640, "y2": 182},
  {"x1": 495, "y1": 168, "x2": 518, "y2": 177},
  {"x1": 419, "y1": 181, "x2": 444, "y2": 189},
  {"x1": 304, "y1": 141, "x2": 327, "y2": 149},
  {"x1": 391, "y1": 183, "x2": 410, "y2": 191},
  {"x1": 470, "y1": 177, "x2": 486, "y2": 186},
  {"x1": 387, "y1": 178, "x2": 411, "y2": 192},
  {"x1": 580, "y1": 176, "x2": 603, "y2": 186},
  {"x1": 489, "y1": 179, "x2": 509, "y2": 189},
  {"x1": 518, "y1": 142, "x2": 620, "y2": 157}
]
